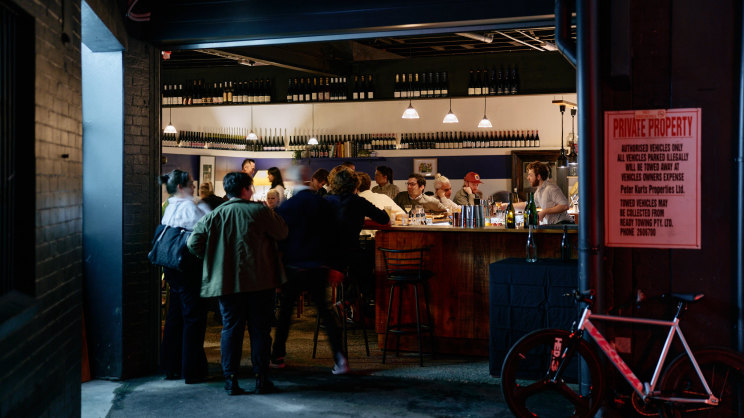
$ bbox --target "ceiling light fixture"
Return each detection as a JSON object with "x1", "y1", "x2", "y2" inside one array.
[
  {"x1": 402, "y1": 65, "x2": 419, "y2": 119},
  {"x1": 246, "y1": 106, "x2": 258, "y2": 140},
  {"x1": 308, "y1": 104, "x2": 318, "y2": 144},
  {"x1": 568, "y1": 108, "x2": 578, "y2": 165},
  {"x1": 455, "y1": 32, "x2": 494, "y2": 44},
  {"x1": 477, "y1": 96, "x2": 492, "y2": 128},
  {"x1": 557, "y1": 104, "x2": 568, "y2": 168},
  {"x1": 442, "y1": 96, "x2": 459, "y2": 124},
  {"x1": 163, "y1": 106, "x2": 177, "y2": 134}
]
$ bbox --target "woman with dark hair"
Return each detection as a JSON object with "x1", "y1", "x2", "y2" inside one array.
[
  {"x1": 371, "y1": 165, "x2": 399, "y2": 199},
  {"x1": 267, "y1": 166, "x2": 286, "y2": 206},
  {"x1": 324, "y1": 168, "x2": 390, "y2": 309},
  {"x1": 158, "y1": 169, "x2": 209, "y2": 384}
]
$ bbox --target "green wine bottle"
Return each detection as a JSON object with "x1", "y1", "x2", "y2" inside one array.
[{"x1": 506, "y1": 193, "x2": 516, "y2": 229}]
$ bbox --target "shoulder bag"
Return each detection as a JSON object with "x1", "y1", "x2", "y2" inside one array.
[{"x1": 148, "y1": 224, "x2": 192, "y2": 271}]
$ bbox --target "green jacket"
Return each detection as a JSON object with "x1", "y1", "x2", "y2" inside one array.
[{"x1": 187, "y1": 198, "x2": 288, "y2": 297}]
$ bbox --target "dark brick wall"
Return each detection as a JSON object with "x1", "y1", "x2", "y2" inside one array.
[
  {"x1": 0, "y1": 0, "x2": 84, "y2": 416},
  {"x1": 121, "y1": 36, "x2": 162, "y2": 379},
  {"x1": 0, "y1": 0, "x2": 162, "y2": 415}
]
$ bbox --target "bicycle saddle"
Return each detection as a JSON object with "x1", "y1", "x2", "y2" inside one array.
[{"x1": 665, "y1": 292, "x2": 704, "y2": 303}]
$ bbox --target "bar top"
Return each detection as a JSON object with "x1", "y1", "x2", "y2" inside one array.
[{"x1": 374, "y1": 224, "x2": 578, "y2": 233}]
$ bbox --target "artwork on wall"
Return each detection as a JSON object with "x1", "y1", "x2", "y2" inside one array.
[
  {"x1": 413, "y1": 158, "x2": 437, "y2": 177},
  {"x1": 199, "y1": 156, "x2": 216, "y2": 188}
]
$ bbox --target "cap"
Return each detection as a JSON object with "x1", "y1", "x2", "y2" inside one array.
[{"x1": 464, "y1": 172, "x2": 482, "y2": 184}]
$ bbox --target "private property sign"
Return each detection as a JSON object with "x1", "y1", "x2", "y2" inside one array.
[{"x1": 604, "y1": 108, "x2": 701, "y2": 249}]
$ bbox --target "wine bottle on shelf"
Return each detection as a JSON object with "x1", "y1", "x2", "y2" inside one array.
[
  {"x1": 366, "y1": 75, "x2": 374, "y2": 99},
  {"x1": 426, "y1": 72, "x2": 434, "y2": 97},
  {"x1": 413, "y1": 73, "x2": 421, "y2": 98},
  {"x1": 393, "y1": 73, "x2": 401, "y2": 98},
  {"x1": 506, "y1": 193, "x2": 516, "y2": 229},
  {"x1": 468, "y1": 70, "x2": 475, "y2": 95},
  {"x1": 511, "y1": 65, "x2": 519, "y2": 94},
  {"x1": 441, "y1": 72, "x2": 448, "y2": 96}
]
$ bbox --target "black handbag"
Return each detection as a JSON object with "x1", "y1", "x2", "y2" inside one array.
[{"x1": 148, "y1": 224, "x2": 192, "y2": 271}]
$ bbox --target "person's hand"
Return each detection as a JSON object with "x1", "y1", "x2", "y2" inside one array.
[
  {"x1": 436, "y1": 189, "x2": 445, "y2": 198},
  {"x1": 463, "y1": 186, "x2": 473, "y2": 195},
  {"x1": 538, "y1": 211, "x2": 546, "y2": 222}
]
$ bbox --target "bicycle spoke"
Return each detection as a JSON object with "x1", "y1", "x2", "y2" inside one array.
[
  {"x1": 555, "y1": 382, "x2": 591, "y2": 414},
  {"x1": 514, "y1": 379, "x2": 552, "y2": 401}
]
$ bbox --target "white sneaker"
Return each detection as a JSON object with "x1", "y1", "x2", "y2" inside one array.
[{"x1": 332, "y1": 353, "x2": 350, "y2": 375}]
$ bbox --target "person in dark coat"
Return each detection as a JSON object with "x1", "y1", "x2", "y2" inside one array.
[{"x1": 270, "y1": 175, "x2": 348, "y2": 374}]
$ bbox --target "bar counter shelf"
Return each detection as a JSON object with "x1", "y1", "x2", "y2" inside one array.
[{"x1": 373, "y1": 224, "x2": 578, "y2": 357}]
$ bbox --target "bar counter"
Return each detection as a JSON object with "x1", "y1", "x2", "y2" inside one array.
[{"x1": 373, "y1": 225, "x2": 578, "y2": 356}]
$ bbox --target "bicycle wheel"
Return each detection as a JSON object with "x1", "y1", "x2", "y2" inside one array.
[
  {"x1": 659, "y1": 348, "x2": 744, "y2": 417},
  {"x1": 501, "y1": 329, "x2": 605, "y2": 418}
]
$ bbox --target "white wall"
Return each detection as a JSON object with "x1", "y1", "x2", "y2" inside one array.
[{"x1": 164, "y1": 93, "x2": 578, "y2": 149}]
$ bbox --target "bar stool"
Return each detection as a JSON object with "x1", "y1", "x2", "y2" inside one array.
[
  {"x1": 378, "y1": 247, "x2": 435, "y2": 366},
  {"x1": 312, "y1": 269, "x2": 370, "y2": 359}
]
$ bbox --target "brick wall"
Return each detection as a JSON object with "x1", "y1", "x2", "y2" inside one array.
[
  {"x1": 0, "y1": 0, "x2": 84, "y2": 416},
  {"x1": 121, "y1": 36, "x2": 162, "y2": 379},
  {"x1": 0, "y1": 0, "x2": 162, "y2": 415}
]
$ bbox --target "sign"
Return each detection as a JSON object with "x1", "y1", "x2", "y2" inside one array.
[{"x1": 604, "y1": 108, "x2": 701, "y2": 249}]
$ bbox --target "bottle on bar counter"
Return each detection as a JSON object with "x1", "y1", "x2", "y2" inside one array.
[
  {"x1": 525, "y1": 224, "x2": 537, "y2": 263},
  {"x1": 523, "y1": 192, "x2": 538, "y2": 228},
  {"x1": 506, "y1": 193, "x2": 516, "y2": 229}
]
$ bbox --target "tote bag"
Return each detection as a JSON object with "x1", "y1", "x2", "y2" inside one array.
[{"x1": 148, "y1": 224, "x2": 191, "y2": 271}]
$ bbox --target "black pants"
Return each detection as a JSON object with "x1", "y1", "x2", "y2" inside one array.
[
  {"x1": 272, "y1": 267, "x2": 343, "y2": 359},
  {"x1": 160, "y1": 267, "x2": 208, "y2": 380},
  {"x1": 218, "y1": 289, "x2": 275, "y2": 378}
]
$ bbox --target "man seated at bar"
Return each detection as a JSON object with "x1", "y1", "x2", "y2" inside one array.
[
  {"x1": 433, "y1": 173, "x2": 459, "y2": 211},
  {"x1": 356, "y1": 172, "x2": 406, "y2": 221},
  {"x1": 453, "y1": 171, "x2": 484, "y2": 205},
  {"x1": 371, "y1": 165, "x2": 399, "y2": 199},
  {"x1": 394, "y1": 173, "x2": 447, "y2": 213},
  {"x1": 521, "y1": 161, "x2": 573, "y2": 225}
]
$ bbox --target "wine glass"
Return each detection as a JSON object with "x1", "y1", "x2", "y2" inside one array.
[{"x1": 404, "y1": 204, "x2": 412, "y2": 214}]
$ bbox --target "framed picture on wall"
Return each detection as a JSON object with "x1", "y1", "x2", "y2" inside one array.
[
  {"x1": 413, "y1": 158, "x2": 437, "y2": 177},
  {"x1": 199, "y1": 156, "x2": 216, "y2": 189}
]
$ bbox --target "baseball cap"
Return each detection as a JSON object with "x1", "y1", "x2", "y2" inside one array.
[{"x1": 464, "y1": 172, "x2": 482, "y2": 184}]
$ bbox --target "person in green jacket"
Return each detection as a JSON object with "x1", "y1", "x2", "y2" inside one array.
[{"x1": 187, "y1": 171, "x2": 288, "y2": 395}]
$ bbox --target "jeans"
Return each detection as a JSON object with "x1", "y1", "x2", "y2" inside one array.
[
  {"x1": 272, "y1": 267, "x2": 343, "y2": 359},
  {"x1": 160, "y1": 267, "x2": 208, "y2": 380},
  {"x1": 218, "y1": 289, "x2": 275, "y2": 378}
]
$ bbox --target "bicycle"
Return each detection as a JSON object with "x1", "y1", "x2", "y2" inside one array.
[{"x1": 500, "y1": 289, "x2": 744, "y2": 417}]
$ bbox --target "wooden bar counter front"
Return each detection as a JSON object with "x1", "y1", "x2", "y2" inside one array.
[{"x1": 373, "y1": 225, "x2": 577, "y2": 357}]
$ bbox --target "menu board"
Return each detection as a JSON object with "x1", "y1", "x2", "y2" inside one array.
[{"x1": 604, "y1": 108, "x2": 701, "y2": 249}]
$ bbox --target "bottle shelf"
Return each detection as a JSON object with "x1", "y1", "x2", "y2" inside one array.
[{"x1": 162, "y1": 146, "x2": 538, "y2": 158}]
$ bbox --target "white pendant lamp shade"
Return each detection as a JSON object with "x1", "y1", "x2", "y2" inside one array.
[
  {"x1": 443, "y1": 97, "x2": 459, "y2": 123},
  {"x1": 477, "y1": 117, "x2": 492, "y2": 128},
  {"x1": 402, "y1": 102, "x2": 419, "y2": 119},
  {"x1": 163, "y1": 123, "x2": 178, "y2": 134},
  {"x1": 477, "y1": 96, "x2": 492, "y2": 128},
  {"x1": 246, "y1": 106, "x2": 258, "y2": 140},
  {"x1": 308, "y1": 136, "x2": 319, "y2": 145}
]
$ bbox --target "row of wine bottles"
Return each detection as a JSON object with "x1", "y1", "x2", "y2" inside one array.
[
  {"x1": 467, "y1": 66, "x2": 520, "y2": 96},
  {"x1": 285, "y1": 76, "x2": 350, "y2": 102},
  {"x1": 162, "y1": 79, "x2": 273, "y2": 106},
  {"x1": 393, "y1": 72, "x2": 449, "y2": 98},
  {"x1": 399, "y1": 130, "x2": 540, "y2": 149},
  {"x1": 162, "y1": 128, "x2": 541, "y2": 152},
  {"x1": 162, "y1": 65, "x2": 526, "y2": 106}
]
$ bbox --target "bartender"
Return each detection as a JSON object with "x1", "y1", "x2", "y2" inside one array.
[{"x1": 523, "y1": 161, "x2": 573, "y2": 224}]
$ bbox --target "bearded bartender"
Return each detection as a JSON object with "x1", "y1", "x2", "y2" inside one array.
[{"x1": 516, "y1": 161, "x2": 573, "y2": 225}]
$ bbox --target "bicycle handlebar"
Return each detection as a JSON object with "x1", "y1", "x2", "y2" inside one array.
[{"x1": 563, "y1": 289, "x2": 595, "y2": 306}]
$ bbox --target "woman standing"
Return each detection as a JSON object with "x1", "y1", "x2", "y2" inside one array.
[
  {"x1": 158, "y1": 169, "x2": 209, "y2": 383},
  {"x1": 267, "y1": 166, "x2": 286, "y2": 206}
]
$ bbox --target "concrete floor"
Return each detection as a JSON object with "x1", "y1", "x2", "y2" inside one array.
[{"x1": 80, "y1": 306, "x2": 633, "y2": 417}]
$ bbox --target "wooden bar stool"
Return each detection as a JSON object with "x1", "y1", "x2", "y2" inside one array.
[{"x1": 378, "y1": 247, "x2": 435, "y2": 366}]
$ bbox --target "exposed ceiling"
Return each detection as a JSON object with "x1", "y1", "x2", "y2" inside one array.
[{"x1": 160, "y1": 27, "x2": 576, "y2": 74}]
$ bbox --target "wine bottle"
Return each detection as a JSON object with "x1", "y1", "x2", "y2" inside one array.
[
  {"x1": 506, "y1": 193, "x2": 516, "y2": 229},
  {"x1": 352, "y1": 75, "x2": 359, "y2": 100},
  {"x1": 366, "y1": 74, "x2": 374, "y2": 99},
  {"x1": 525, "y1": 224, "x2": 537, "y2": 262},
  {"x1": 394, "y1": 73, "x2": 401, "y2": 98},
  {"x1": 441, "y1": 72, "x2": 449, "y2": 96}
]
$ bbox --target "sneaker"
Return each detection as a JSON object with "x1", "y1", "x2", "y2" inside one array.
[
  {"x1": 269, "y1": 357, "x2": 285, "y2": 369},
  {"x1": 332, "y1": 353, "x2": 350, "y2": 375}
]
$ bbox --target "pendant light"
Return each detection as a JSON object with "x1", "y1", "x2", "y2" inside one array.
[
  {"x1": 308, "y1": 104, "x2": 318, "y2": 145},
  {"x1": 246, "y1": 106, "x2": 258, "y2": 140},
  {"x1": 568, "y1": 108, "x2": 578, "y2": 165},
  {"x1": 556, "y1": 104, "x2": 568, "y2": 168},
  {"x1": 477, "y1": 95, "x2": 492, "y2": 128},
  {"x1": 163, "y1": 106, "x2": 177, "y2": 134},
  {"x1": 401, "y1": 70, "x2": 419, "y2": 119},
  {"x1": 442, "y1": 96, "x2": 459, "y2": 124}
]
